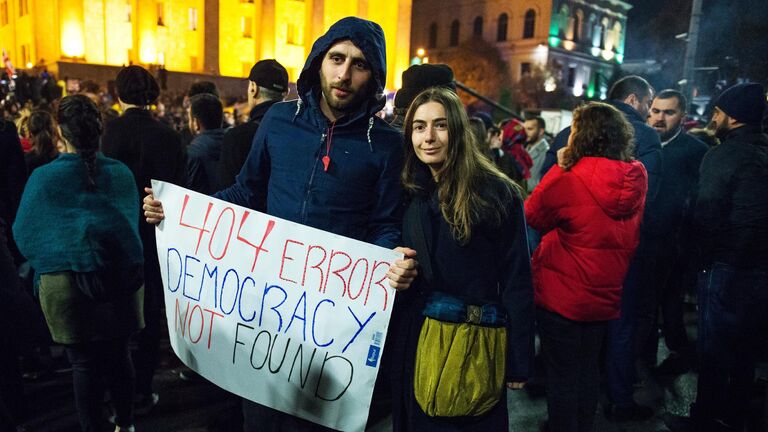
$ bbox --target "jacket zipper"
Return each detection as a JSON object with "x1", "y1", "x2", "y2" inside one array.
[{"x1": 300, "y1": 130, "x2": 326, "y2": 223}]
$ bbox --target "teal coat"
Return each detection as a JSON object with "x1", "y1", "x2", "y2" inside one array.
[{"x1": 13, "y1": 153, "x2": 144, "y2": 343}]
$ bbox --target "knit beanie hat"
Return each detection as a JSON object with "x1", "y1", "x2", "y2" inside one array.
[
  {"x1": 115, "y1": 66, "x2": 160, "y2": 106},
  {"x1": 394, "y1": 64, "x2": 456, "y2": 111},
  {"x1": 714, "y1": 83, "x2": 767, "y2": 125}
]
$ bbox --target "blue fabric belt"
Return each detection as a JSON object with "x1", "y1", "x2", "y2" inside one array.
[{"x1": 422, "y1": 292, "x2": 507, "y2": 327}]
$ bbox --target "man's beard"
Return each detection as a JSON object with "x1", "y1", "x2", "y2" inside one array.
[
  {"x1": 320, "y1": 75, "x2": 370, "y2": 115},
  {"x1": 707, "y1": 119, "x2": 729, "y2": 139},
  {"x1": 656, "y1": 123, "x2": 680, "y2": 141}
]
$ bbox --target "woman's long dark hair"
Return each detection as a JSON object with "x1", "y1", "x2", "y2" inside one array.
[
  {"x1": 402, "y1": 87, "x2": 521, "y2": 244},
  {"x1": 28, "y1": 110, "x2": 59, "y2": 159},
  {"x1": 57, "y1": 95, "x2": 103, "y2": 190},
  {"x1": 560, "y1": 102, "x2": 635, "y2": 171}
]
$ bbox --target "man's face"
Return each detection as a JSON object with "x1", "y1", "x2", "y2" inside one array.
[
  {"x1": 635, "y1": 93, "x2": 653, "y2": 119},
  {"x1": 648, "y1": 97, "x2": 685, "y2": 141},
  {"x1": 247, "y1": 81, "x2": 257, "y2": 107},
  {"x1": 319, "y1": 40, "x2": 373, "y2": 120},
  {"x1": 524, "y1": 120, "x2": 543, "y2": 144},
  {"x1": 707, "y1": 107, "x2": 732, "y2": 139}
]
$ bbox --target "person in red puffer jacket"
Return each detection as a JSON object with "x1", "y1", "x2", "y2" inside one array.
[{"x1": 525, "y1": 102, "x2": 647, "y2": 432}]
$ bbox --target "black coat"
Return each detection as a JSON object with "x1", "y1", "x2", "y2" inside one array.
[
  {"x1": 694, "y1": 125, "x2": 768, "y2": 269},
  {"x1": 218, "y1": 100, "x2": 280, "y2": 189},
  {"x1": 101, "y1": 108, "x2": 186, "y2": 280},
  {"x1": 391, "y1": 176, "x2": 534, "y2": 431},
  {"x1": 644, "y1": 131, "x2": 709, "y2": 238},
  {"x1": 0, "y1": 120, "x2": 26, "y2": 229}
]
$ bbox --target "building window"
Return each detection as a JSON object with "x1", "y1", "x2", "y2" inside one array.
[
  {"x1": 287, "y1": 22, "x2": 301, "y2": 45},
  {"x1": 189, "y1": 8, "x2": 198, "y2": 31},
  {"x1": 20, "y1": 44, "x2": 29, "y2": 67},
  {"x1": 567, "y1": 67, "x2": 576, "y2": 87},
  {"x1": 449, "y1": 20, "x2": 460, "y2": 46},
  {"x1": 523, "y1": 9, "x2": 535, "y2": 39},
  {"x1": 242, "y1": 17, "x2": 252, "y2": 38},
  {"x1": 573, "y1": 10, "x2": 583, "y2": 42},
  {"x1": 521, "y1": 62, "x2": 531, "y2": 76},
  {"x1": 497, "y1": 13, "x2": 508, "y2": 42},
  {"x1": 0, "y1": 1, "x2": 8, "y2": 26},
  {"x1": 18, "y1": 0, "x2": 27, "y2": 17},
  {"x1": 428, "y1": 22, "x2": 438, "y2": 48},
  {"x1": 157, "y1": 3, "x2": 165, "y2": 26},
  {"x1": 473, "y1": 16, "x2": 483, "y2": 38}
]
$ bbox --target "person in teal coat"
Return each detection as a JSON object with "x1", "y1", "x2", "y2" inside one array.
[{"x1": 13, "y1": 95, "x2": 144, "y2": 432}]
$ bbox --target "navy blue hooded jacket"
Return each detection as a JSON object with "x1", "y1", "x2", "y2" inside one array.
[{"x1": 215, "y1": 17, "x2": 404, "y2": 248}]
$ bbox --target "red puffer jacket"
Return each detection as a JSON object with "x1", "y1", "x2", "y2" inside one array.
[{"x1": 525, "y1": 157, "x2": 648, "y2": 321}]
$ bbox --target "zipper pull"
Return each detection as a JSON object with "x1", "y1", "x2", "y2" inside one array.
[{"x1": 322, "y1": 155, "x2": 331, "y2": 172}]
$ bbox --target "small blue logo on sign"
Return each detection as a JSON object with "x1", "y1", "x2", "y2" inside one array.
[{"x1": 366, "y1": 345, "x2": 381, "y2": 367}]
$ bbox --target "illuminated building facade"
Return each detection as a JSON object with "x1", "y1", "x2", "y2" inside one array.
[
  {"x1": 411, "y1": 0, "x2": 630, "y2": 99},
  {"x1": 0, "y1": 0, "x2": 412, "y2": 90}
]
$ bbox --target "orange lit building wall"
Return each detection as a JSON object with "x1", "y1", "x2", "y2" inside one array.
[{"x1": 1, "y1": 0, "x2": 410, "y2": 91}]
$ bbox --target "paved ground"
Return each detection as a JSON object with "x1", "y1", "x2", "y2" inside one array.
[{"x1": 15, "y1": 308, "x2": 767, "y2": 431}]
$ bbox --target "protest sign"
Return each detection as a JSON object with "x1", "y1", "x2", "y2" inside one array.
[{"x1": 152, "y1": 181, "x2": 400, "y2": 431}]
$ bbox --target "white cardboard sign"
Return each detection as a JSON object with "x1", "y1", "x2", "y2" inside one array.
[{"x1": 152, "y1": 181, "x2": 400, "y2": 431}]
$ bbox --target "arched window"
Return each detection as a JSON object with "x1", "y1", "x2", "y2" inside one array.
[
  {"x1": 558, "y1": 5, "x2": 569, "y2": 38},
  {"x1": 612, "y1": 22, "x2": 623, "y2": 51},
  {"x1": 585, "y1": 14, "x2": 595, "y2": 42},
  {"x1": 497, "y1": 13, "x2": 508, "y2": 42},
  {"x1": 573, "y1": 10, "x2": 583, "y2": 42},
  {"x1": 600, "y1": 17, "x2": 610, "y2": 49},
  {"x1": 429, "y1": 22, "x2": 438, "y2": 48},
  {"x1": 523, "y1": 9, "x2": 535, "y2": 39},
  {"x1": 450, "y1": 19, "x2": 460, "y2": 46},
  {"x1": 473, "y1": 16, "x2": 483, "y2": 38}
]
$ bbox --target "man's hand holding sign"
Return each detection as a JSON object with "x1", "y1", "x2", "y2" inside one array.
[{"x1": 144, "y1": 182, "x2": 416, "y2": 431}]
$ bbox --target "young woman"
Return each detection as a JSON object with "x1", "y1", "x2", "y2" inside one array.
[
  {"x1": 24, "y1": 110, "x2": 60, "y2": 175},
  {"x1": 391, "y1": 87, "x2": 534, "y2": 431},
  {"x1": 13, "y1": 95, "x2": 144, "y2": 432},
  {"x1": 525, "y1": 102, "x2": 648, "y2": 432}
]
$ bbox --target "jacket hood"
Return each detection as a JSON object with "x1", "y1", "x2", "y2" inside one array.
[
  {"x1": 570, "y1": 157, "x2": 647, "y2": 219},
  {"x1": 297, "y1": 16, "x2": 387, "y2": 116}
]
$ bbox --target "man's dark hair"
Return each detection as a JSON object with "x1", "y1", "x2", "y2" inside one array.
[
  {"x1": 655, "y1": 89, "x2": 688, "y2": 113},
  {"x1": 189, "y1": 93, "x2": 223, "y2": 130},
  {"x1": 188, "y1": 81, "x2": 219, "y2": 98},
  {"x1": 608, "y1": 75, "x2": 652, "y2": 102},
  {"x1": 526, "y1": 116, "x2": 546, "y2": 130}
]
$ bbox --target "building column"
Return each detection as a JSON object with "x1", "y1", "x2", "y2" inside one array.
[{"x1": 204, "y1": 0, "x2": 219, "y2": 74}]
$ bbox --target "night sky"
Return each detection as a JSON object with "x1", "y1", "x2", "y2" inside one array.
[{"x1": 624, "y1": 0, "x2": 768, "y2": 89}]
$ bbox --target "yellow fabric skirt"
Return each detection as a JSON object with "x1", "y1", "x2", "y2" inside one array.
[{"x1": 414, "y1": 317, "x2": 507, "y2": 417}]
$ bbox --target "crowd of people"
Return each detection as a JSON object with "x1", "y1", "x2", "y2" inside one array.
[{"x1": 1, "y1": 15, "x2": 767, "y2": 432}]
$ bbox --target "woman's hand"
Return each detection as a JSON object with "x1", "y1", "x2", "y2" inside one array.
[
  {"x1": 556, "y1": 147, "x2": 567, "y2": 168},
  {"x1": 387, "y1": 247, "x2": 418, "y2": 291},
  {"x1": 143, "y1": 187, "x2": 165, "y2": 225},
  {"x1": 507, "y1": 382, "x2": 526, "y2": 390}
]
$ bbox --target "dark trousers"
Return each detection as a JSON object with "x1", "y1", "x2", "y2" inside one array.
[
  {"x1": 635, "y1": 237, "x2": 691, "y2": 365},
  {"x1": 0, "y1": 221, "x2": 26, "y2": 429},
  {"x1": 132, "y1": 259, "x2": 163, "y2": 396},
  {"x1": 605, "y1": 244, "x2": 649, "y2": 408},
  {"x1": 538, "y1": 307, "x2": 607, "y2": 432},
  {"x1": 65, "y1": 338, "x2": 135, "y2": 432},
  {"x1": 693, "y1": 262, "x2": 768, "y2": 431}
]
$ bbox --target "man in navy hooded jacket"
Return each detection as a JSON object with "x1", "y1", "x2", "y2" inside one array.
[{"x1": 144, "y1": 17, "x2": 417, "y2": 431}]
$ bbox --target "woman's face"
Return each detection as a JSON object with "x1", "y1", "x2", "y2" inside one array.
[{"x1": 411, "y1": 101, "x2": 449, "y2": 176}]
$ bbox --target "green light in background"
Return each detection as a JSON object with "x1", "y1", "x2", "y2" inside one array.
[
  {"x1": 549, "y1": 36, "x2": 560, "y2": 47},
  {"x1": 616, "y1": 53, "x2": 624, "y2": 64}
]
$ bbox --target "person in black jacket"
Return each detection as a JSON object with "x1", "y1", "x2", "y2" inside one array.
[
  {"x1": 0, "y1": 118, "x2": 26, "y2": 265},
  {"x1": 682, "y1": 83, "x2": 768, "y2": 432},
  {"x1": 101, "y1": 65, "x2": 186, "y2": 414},
  {"x1": 637, "y1": 90, "x2": 708, "y2": 376},
  {"x1": 218, "y1": 59, "x2": 288, "y2": 189}
]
